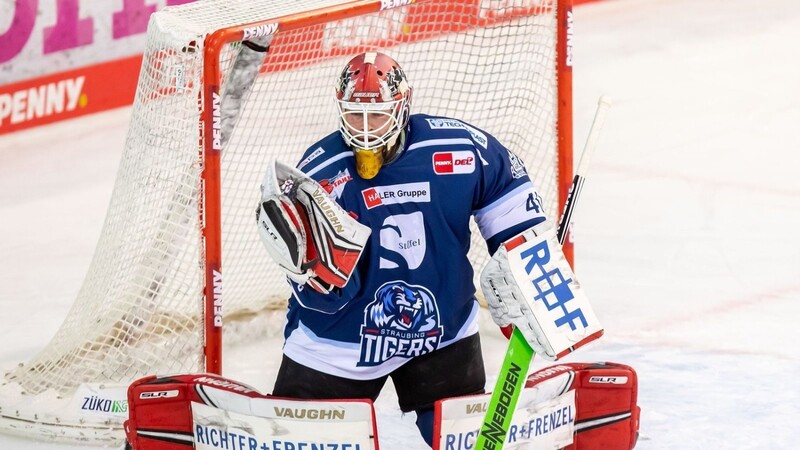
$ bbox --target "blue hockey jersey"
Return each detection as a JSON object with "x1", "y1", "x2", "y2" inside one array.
[{"x1": 282, "y1": 114, "x2": 547, "y2": 379}]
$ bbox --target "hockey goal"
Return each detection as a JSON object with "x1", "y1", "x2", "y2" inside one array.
[{"x1": 0, "y1": 0, "x2": 574, "y2": 444}]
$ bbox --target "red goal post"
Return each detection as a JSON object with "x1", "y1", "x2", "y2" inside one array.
[{"x1": 0, "y1": 0, "x2": 574, "y2": 444}]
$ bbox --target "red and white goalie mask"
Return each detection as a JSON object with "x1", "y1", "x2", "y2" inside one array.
[{"x1": 336, "y1": 52, "x2": 412, "y2": 179}]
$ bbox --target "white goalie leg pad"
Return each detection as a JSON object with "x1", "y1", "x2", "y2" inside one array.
[
  {"x1": 434, "y1": 374, "x2": 576, "y2": 450},
  {"x1": 192, "y1": 388, "x2": 378, "y2": 449},
  {"x1": 126, "y1": 374, "x2": 378, "y2": 449},
  {"x1": 434, "y1": 363, "x2": 639, "y2": 450},
  {"x1": 480, "y1": 221, "x2": 603, "y2": 360}
]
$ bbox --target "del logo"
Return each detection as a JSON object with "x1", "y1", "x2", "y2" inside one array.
[
  {"x1": 361, "y1": 182, "x2": 430, "y2": 209},
  {"x1": 358, "y1": 281, "x2": 443, "y2": 366},
  {"x1": 319, "y1": 169, "x2": 352, "y2": 200},
  {"x1": 433, "y1": 151, "x2": 476, "y2": 175}
]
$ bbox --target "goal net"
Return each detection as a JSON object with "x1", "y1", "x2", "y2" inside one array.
[{"x1": 0, "y1": 0, "x2": 573, "y2": 444}]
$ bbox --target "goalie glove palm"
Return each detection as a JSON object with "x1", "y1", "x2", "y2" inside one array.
[
  {"x1": 257, "y1": 193, "x2": 310, "y2": 285},
  {"x1": 257, "y1": 160, "x2": 371, "y2": 293}
]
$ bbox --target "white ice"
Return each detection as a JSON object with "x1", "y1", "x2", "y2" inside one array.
[{"x1": 1, "y1": 0, "x2": 799, "y2": 448}]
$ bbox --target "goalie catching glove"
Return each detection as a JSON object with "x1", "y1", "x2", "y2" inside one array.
[
  {"x1": 257, "y1": 160, "x2": 371, "y2": 294},
  {"x1": 480, "y1": 220, "x2": 603, "y2": 360}
]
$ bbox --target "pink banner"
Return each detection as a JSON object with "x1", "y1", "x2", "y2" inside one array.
[{"x1": 0, "y1": 0, "x2": 198, "y2": 83}]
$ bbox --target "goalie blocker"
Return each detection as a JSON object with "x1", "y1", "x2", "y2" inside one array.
[
  {"x1": 434, "y1": 362, "x2": 640, "y2": 450},
  {"x1": 124, "y1": 373, "x2": 378, "y2": 450},
  {"x1": 480, "y1": 220, "x2": 604, "y2": 360}
]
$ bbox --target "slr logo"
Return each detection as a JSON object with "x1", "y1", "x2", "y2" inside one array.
[
  {"x1": 432, "y1": 151, "x2": 475, "y2": 175},
  {"x1": 589, "y1": 376, "x2": 628, "y2": 384},
  {"x1": 139, "y1": 390, "x2": 179, "y2": 400}
]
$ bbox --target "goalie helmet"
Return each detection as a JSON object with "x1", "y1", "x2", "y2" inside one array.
[{"x1": 335, "y1": 52, "x2": 412, "y2": 179}]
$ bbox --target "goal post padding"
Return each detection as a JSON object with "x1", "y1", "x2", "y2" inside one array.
[{"x1": 0, "y1": 0, "x2": 572, "y2": 444}]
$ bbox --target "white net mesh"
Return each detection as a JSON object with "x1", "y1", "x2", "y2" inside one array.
[{"x1": 0, "y1": 0, "x2": 564, "y2": 443}]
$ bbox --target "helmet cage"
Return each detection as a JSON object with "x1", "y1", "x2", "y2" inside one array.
[{"x1": 336, "y1": 98, "x2": 407, "y2": 151}]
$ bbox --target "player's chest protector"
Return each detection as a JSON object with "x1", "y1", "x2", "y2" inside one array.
[{"x1": 340, "y1": 149, "x2": 477, "y2": 272}]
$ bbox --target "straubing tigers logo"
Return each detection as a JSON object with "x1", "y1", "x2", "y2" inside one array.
[{"x1": 358, "y1": 281, "x2": 443, "y2": 366}]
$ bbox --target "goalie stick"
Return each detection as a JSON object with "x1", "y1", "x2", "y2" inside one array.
[{"x1": 475, "y1": 96, "x2": 612, "y2": 450}]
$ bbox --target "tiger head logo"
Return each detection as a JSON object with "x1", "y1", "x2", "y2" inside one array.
[{"x1": 368, "y1": 282, "x2": 438, "y2": 332}]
